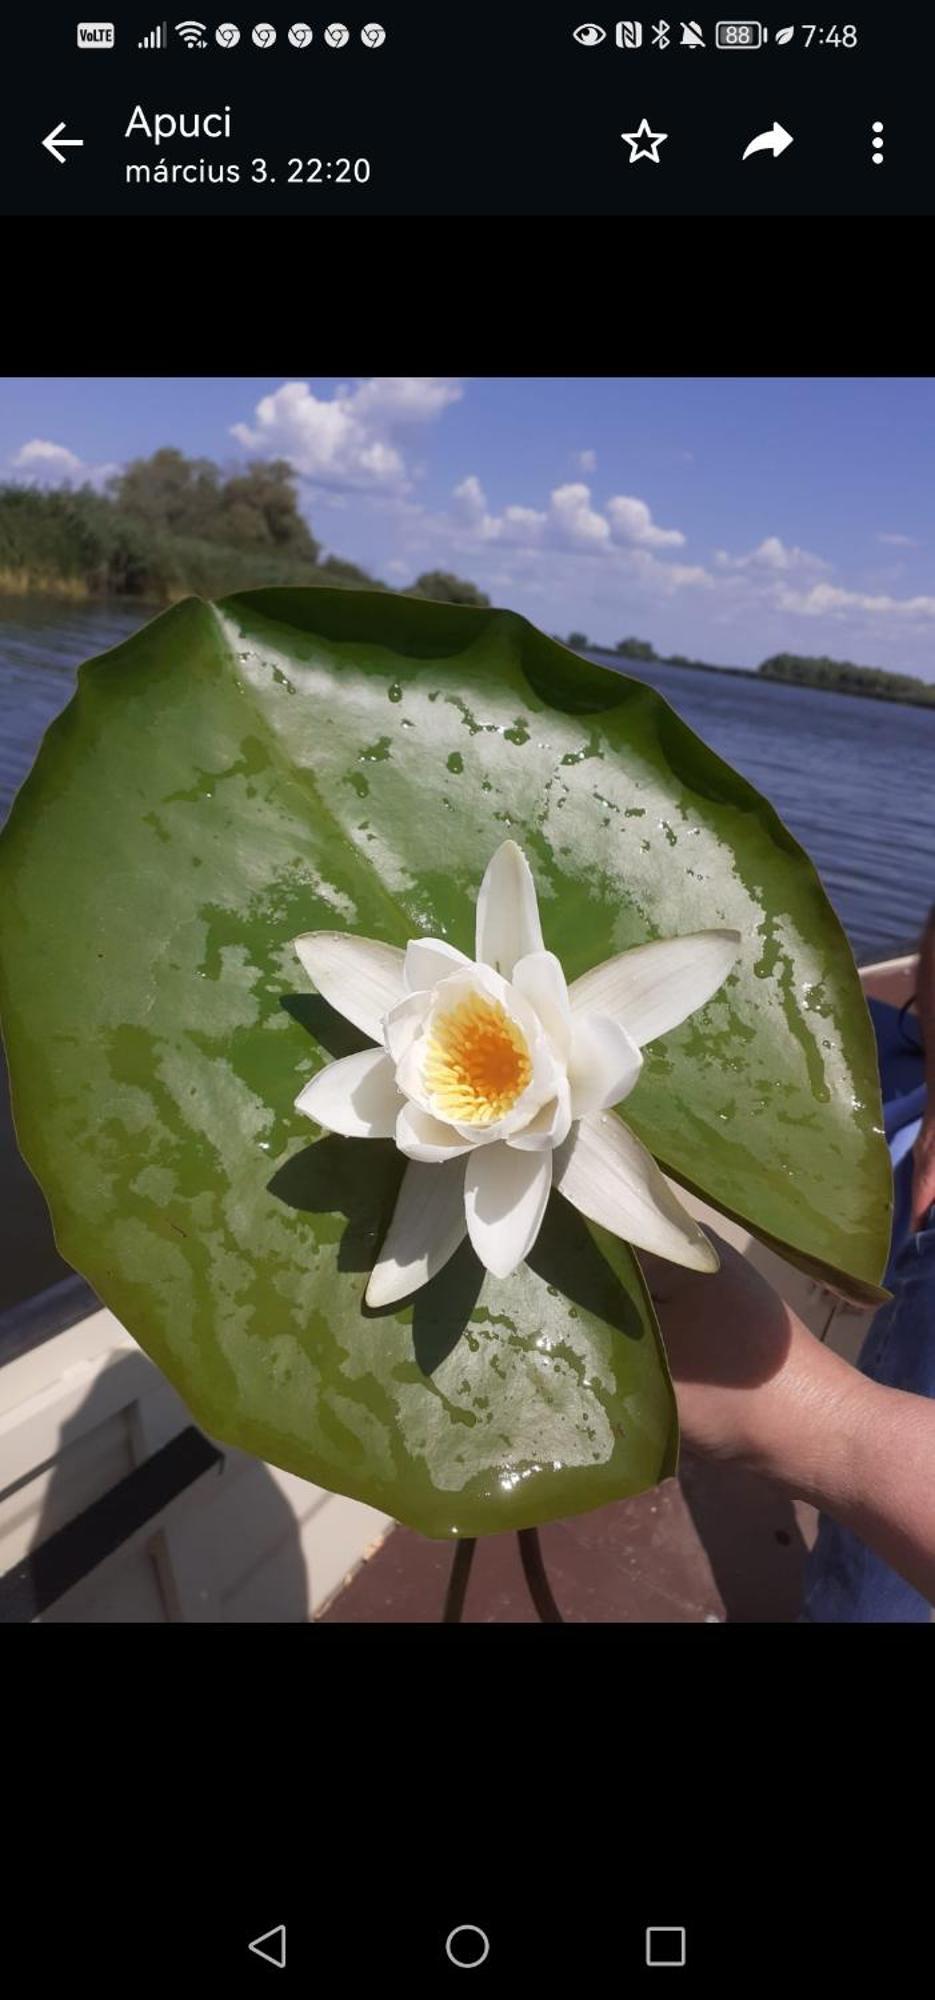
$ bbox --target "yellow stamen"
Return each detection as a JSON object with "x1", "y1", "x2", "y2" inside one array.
[{"x1": 423, "y1": 993, "x2": 532, "y2": 1126}]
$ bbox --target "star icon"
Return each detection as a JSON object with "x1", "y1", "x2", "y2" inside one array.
[{"x1": 621, "y1": 117, "x2": 668, "y2": 164}]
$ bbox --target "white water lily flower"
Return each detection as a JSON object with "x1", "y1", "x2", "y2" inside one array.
[{"x1": 293, "y1": 841, "x2": 741, "y2": 1308}]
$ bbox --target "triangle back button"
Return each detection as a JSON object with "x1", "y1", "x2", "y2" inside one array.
[{"x1": 248, "y1": 1925, "x2": 286, "y2": 1969}]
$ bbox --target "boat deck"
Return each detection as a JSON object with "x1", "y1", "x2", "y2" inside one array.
[{"x1": 321, "y1": 1462, "x2": 817, "y2": 1623}]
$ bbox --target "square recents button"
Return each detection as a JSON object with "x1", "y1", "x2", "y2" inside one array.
[{"x1": 646, "y1": 1928, "x2": 687, "y2": 1968}]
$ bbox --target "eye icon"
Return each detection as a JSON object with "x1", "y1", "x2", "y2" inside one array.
[{"x1": 573, "y1": 21, "x2": 607, "y2": 43}]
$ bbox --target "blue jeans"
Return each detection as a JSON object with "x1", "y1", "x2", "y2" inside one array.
[
  {"x1": 802, "y1": 996, "x2": 933, "y2": 1622},
  {"x1": 801, "y1": 1202, "x2": 935, "y2": 1622}
]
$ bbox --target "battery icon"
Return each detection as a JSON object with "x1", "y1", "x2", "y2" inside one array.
[{"x1": 715, "y1": 21, "x2": 765, "y2": 46}]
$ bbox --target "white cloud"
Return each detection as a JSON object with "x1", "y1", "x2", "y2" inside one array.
[
  {"x1": 607, "y1": 494, "x2": 685, "y2": 548},
  {"x1": 452, "y1": 473, "x2": 505, "y2": 540},
  {"x1": 715, "y1": 535, "x2": 829, "y2": 575},
  {"x1": 230, "y1": 377, "x2": 462, "y2": 494},
  {"x1": 13, "y1": 439, "x2": 84, "y2": 479},
  {"x1": 628, "y1": 550, "x2": 711, "y2": 592},
  {"x1": 550, "y1": 482, "x2": 611, "y2": 546},
  {"x1": 10, "y1": 439, "x2": 118, "y2": 488},
  {"x1": 501, "y1": 503, "x2": 549, "y2": 538},
  {"x1": 776, "y1": 581, "x2": 935, "y2": 620},
  {"x1": 450, "y1": 475, "x2": 687, "y2": 562},
  {"x1": 575, "y1": 448, "x2": 597, "y2": 473},
  {"x1": 351, "y1": 377, "x2": 463, "y2": 422},
  {"x1": 877, "y1": 532, "x2": 920, "y2": 548}
]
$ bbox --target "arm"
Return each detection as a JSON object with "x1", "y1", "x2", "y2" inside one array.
[
  {"x1": 642, "y1": 1237, "x2": 935, "y2": 1607},
  {"x1": 910, "y1": 902, "x2": 935, "y2": 1229}
]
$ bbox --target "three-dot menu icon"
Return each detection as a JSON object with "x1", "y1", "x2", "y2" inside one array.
[{"x1": 871, "y1": 121, "x2": 884, "y2": 166}]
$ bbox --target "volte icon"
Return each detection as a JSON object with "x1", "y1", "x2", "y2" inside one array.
[{"x1": 77, "y1": 21, "x2": 116, "y2": 46}]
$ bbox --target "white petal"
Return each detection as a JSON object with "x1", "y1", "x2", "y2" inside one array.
[
  {"x1": 475, "y1": 839, "x2": 544, "y2": 979},
  {"x1": 554, "y1": 1112, "x2": 718, "y2": 1272},
  {"x1": 395, "y1": 1039, "x2": 434, "y2": 1113},
  {"x1": 567, "y1": 1013, "x2": 642, "y2": 1117},
  {"x1": 293, "y1": 931, "x2": 406, "y2": 1042},
  {"x1": 464, "y1": 1143, "x2": 551, "y2": 1278},
  {"x1": 365, "y1": 1158, "x2": 467, "y2": 1307},
  {"x1": 512, "y1": 950, "x2": 572, "y2": 1060},
  {"x1": 404, "y1": 936, "x2": 472, "y2": 992},
  {"x1": 508, "y1": 1075, "x2": 573, "y2": 1152},
  {"x1": 383, "y1": 990, "x2": 431, "y2": 1063},
  {"x1": 294, "y1": 1049, "x2": 402, "y2": 1138},
  {"x1": 428, "y1": 958, "x2": 526, "y2": 1016},
  {"x1": 568, "y1": 930, "x2": 741, "y2": 1048},
  {"x1": 396, "y1": 1103, "x2": 472, "y2": 1163}
]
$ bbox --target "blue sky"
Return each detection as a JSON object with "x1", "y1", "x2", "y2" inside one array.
[{"x1": 3, "y1": 376, "x2": 935, "y2": 678}]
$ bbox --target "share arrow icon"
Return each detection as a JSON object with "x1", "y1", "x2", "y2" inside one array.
[{"x1": 742, "y1": 122, "x2": 794, "y2": 161}]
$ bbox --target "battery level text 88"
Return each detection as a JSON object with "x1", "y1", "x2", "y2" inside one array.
[{"x1": 715, "y1": 21, "x2": 764, "y2": 47}]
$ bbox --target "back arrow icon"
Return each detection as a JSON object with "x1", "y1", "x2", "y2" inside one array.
[
  {"x1": 742, "y1": 122, "x2": 793, "y2": 161},
  {"x1": 248, "y1": 1925, "x2": 286, "y2": 1969},
  {"x1": 43, "y1": 122, "x2": 85, "y2": 165}
]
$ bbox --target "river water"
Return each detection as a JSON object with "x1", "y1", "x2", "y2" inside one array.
[{"x1": 1, "y1": 596, "x2": 933, "y2": 962}]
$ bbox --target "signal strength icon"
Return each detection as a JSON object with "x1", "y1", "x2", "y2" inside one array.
[
  {"x1": 174, "y1": 18, "x2": 207, "y2": 45},
  {"x1": 138, "y1": 20, "x2": 167, "y2": 46}
]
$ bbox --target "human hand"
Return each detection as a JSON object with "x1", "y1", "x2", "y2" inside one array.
[
  {"x1": 639, "y1": 1233, "x2": 859, "y2": 1495},
  {"x1": 641, "y1": 1231, "x2": 935, "y2": 1606}
]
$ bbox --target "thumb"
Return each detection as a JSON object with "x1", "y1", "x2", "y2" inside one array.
[{"x1": 910, "y1": 1133, "x2": 935, "y2": 1231}]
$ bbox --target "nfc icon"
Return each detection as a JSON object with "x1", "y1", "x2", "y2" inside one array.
[{"x1": 616, "y1": 18, "x2": 644, "y2": 43}]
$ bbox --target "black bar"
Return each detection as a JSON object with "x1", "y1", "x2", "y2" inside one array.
[{"x1": 0, "y1": 1425, "x2": 223, "y2": 1621}]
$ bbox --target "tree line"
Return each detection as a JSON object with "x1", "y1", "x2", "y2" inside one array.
[
  {"x1": 560, "y1": 633, "x2": 935, "y2": 707},
  {"x1": 756, "y1": 651, "x2": 935, "y2": 704},
  {"x1": 5, "y1": 459, "x2": 932, "y2": 707},
  {"x1": 0, "y1": 447, "x2": 490, "y2": 609}
]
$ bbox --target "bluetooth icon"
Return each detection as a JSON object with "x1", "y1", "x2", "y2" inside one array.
[{"x1": 651, "y1": 18, "x2": 671, "y2": 45}]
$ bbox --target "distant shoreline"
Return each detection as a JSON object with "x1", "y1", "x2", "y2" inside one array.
[
  {"x1": 583, "y1": 646, "x2": 935, "y2": 711},
  {"x1": 0, "y1": 572, "x2": 183, "y2": 608},
  {"x1": 2, "y1": 564, "x2": 933, "y2": 711},
  {"x1": 588, "y1": 647, "x2": 757, "y2": 682}
]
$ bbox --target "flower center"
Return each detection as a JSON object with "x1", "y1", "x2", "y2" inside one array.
[{"x1": 423, "y1": 993, "x2": 532, "y2": 1126}]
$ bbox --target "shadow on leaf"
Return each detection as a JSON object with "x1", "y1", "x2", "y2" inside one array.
[
  {"x1": 267, "y1": 1135, "x2": 402, "y2": 1275},
  {"x1": 279, "y1": 992, "x2": 372, "y2": 1059},
  {"x1": 527, "y1": 1193, "x2": 648, "y2": 1346},
  {"x1": 411, "y1": 1235, "x2": 485, "y2": 1375},
  {"x1": 269, "y1": 1133, "x2": 484, "y2": 1374}
]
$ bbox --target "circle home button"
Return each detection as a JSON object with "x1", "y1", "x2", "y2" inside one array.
[{"x1": 445, "y1": 1926, "x2": 490, "y2": 1969}]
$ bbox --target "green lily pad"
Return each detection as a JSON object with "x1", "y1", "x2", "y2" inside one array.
[{"x1": 0, "y1": 589, "x2": 890, "y2": 1535}]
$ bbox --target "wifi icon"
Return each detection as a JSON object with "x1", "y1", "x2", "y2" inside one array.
[{"x1": 174, "y1": 18, "x2": 207, "y2": 45}]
